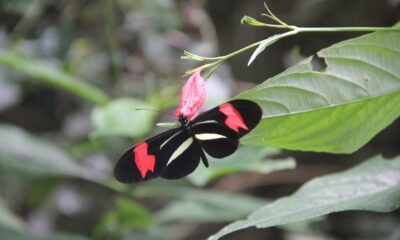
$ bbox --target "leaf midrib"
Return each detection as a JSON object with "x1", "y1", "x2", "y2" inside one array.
[{"x1": 255, "y1": 88, "x2": 399, "y2": 119}]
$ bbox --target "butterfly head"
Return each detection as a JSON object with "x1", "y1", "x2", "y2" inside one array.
[{"x1": 178, "y1": 115, "x2": 191, "y2": 129}]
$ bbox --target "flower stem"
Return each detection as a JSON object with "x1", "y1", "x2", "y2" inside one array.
[
  {"x1": 298, "y1": 26, "x2": 398, "y2": 32},
  {"x1": 182, "y1": 2, "x2": 400, "y2": 78}
]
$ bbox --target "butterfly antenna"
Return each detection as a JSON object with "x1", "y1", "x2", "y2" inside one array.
[{"x1": 135, "y1": 108, "x2": 175, "y2": 116}]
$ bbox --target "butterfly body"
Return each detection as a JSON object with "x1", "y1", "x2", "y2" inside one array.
[{"x1": 114, "y1": 99, "x2": 261, "y2": 183}]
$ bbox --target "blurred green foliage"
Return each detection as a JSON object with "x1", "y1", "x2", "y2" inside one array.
[
  {"x1": 95, "y1": 197, "x2": 153, "y2": 238},
  {"x1": 0, "y1": 1, "x2": 399, "y2": 240}
]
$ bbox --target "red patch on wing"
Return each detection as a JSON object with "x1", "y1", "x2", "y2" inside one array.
[
  {"x1": 219, "y1": 103, "x2": 248, "y2": 132},
  {"x1": 133, "y1": 142, "x2": 156, "y2": 178}
]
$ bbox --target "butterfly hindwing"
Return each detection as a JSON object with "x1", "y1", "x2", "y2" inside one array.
[
  {"x1": 160, "y1": 138, "x2": 201, "y2": 179},
  {"x1": 192, "y1": 122, "x2": 239, "y2": 158},
  {"x1": 193, "y1": 99, "x2": 262, "y2": 138}
]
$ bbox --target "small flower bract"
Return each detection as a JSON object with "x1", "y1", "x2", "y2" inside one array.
[{"x1": 175, "y1": 71, "x2": 206, "y2": 120}]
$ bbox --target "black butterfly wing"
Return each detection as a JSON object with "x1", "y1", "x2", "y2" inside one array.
[
  {"x1": 191, "y1": 99, "x2": 261, "y2": 159},
  {"x1": 193, "y1": 99, "x2": 262, "y2": 138},
  {"x1": 114, "y1": 127, "x2": 203, "y2": 183},
  {"x1": 160, "y1": 138, "x2": 201, "y2": 179},
  {"x1": 114, "y1": 128, "x2": 178, "y2": 183}
]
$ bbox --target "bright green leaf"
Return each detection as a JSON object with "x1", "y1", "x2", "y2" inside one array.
[
  {"x1": 239, "y1": 30, "x2": 400, "y2": 153},
  {"x1": 209, "y1": 155, "x2": 400, "y2": 239},
  {"x1": 188, "y1": 146, "x2": 296, "y2": 186},
  {"x1": 91, "y1": 98, "x2": 158, "y2": 138}
]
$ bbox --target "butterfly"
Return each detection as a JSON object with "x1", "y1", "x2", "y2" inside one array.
[
  {"x1": 114, "y1": 72, "x2": 262, "y2": 183},
  {"x1": 114, "y1": 99, "x2": 262, "y2": 183}
]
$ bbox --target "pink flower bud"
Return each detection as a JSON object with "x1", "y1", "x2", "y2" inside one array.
[{"x1": 175, "y1": 71, "x2": 206, "y2": 120}]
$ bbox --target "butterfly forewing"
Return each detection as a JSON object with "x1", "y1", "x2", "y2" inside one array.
[
  {"x1": 114, "y1": 128, "x2": 184, "y2": 183},
  {"x1": 193, "y1": 99, "x2": 262, "y2": 138}
]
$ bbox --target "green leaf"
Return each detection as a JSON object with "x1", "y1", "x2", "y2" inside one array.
[
  {"x1": 239, "y1": 30, "x2": 400, "y2": 153},
  {"x1": 0, "y1": 226, "x2": 90, "y2": 240},
  {"x1": 240, "y1": 16, "x2": 266, "y2": 26},
  {"x1": 43, "y1": 234, "x2": 90, "y2": 240},
  {"x1": 248, "y1": 30, "x2": 298, "y2": 65},
  {"x1": 156, "y1": 189, "x2": 266, "y2": 223},
  {"x1": 91, "y1": 98, "x2": 158, "y2": 138},
  {"x1": 0, "y1": 124, "x2": 84, "y2": 178},
  {"x1": 131, "y1": 183, "x2": 266, "y2": 223},
  {"x1": 188, "y1": 146, "x2": 296, "y2": 186},
  {"x1": 0, "y1": 50, "x2": 109, "y2": 106},
  {"x1": 0, "y1": 198, "x2": 24, "y2": 232},
  {"x1": 95, "y1": 197, "x2": 153, "y2": 238},
  {"x1": 209, "y1": 155, "x2": 400, "y2": 239}
]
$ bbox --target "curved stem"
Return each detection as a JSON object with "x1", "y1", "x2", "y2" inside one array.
[
  {"x1": 222, "y1": 39, "x2": 266, "y2": 59},
  {"x1": 184, "y1": 39, "x2": 265, "y2": 77}
]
